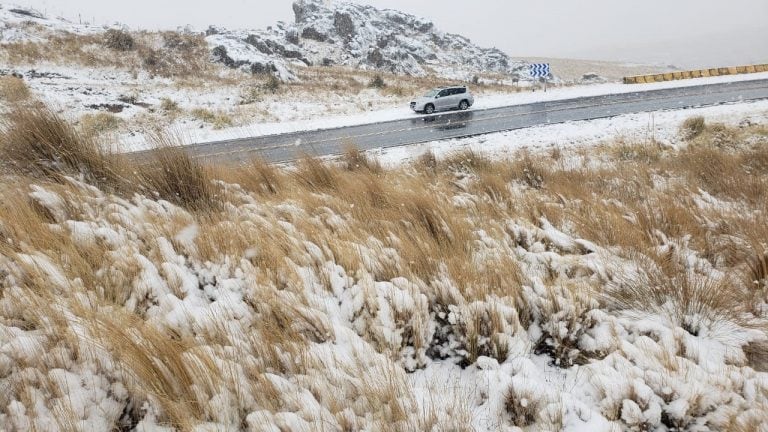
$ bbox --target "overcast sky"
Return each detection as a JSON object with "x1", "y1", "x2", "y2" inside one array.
[{"x1": 12, "y1": 0, "x2": 768, "y2": 67}]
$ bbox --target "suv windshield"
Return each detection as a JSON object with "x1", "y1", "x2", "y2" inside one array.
[{"x1": 423, "y1": 89, "x2": 441, "y2": 97}]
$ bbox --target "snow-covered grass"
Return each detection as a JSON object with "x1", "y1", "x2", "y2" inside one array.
[
  {"x1": 0, "y1": 75, "x2": 28, "y2": 102},
  {"x1": 1, "y1": 104, "x2": 768, "y2": 430}
]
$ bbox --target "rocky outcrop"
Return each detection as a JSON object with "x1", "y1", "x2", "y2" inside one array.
[{"x1": 205, "y1": 0, "x2": 531, "y2": 81}]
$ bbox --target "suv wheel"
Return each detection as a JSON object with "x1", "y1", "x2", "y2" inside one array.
[
  {"x1": 459, "y1": 100, "x2": 469, "y2": 110},
  {"x1": 424, "y1": 104, "x2": 435, "y2": 114}
]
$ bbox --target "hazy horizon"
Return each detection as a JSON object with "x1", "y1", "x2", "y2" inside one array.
[{"x1": 8, "y1": 0, "x2": 768, "y2": 68}]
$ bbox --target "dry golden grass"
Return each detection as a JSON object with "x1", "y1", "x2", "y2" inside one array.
[
  {"x1": 0, "y1": 184, "x2": 62, "y2": 255},
  {"x1": 136, "y1": 133, "x2": 218, "y2": 211},
  {"x1": 1, "y1": 113, "x2": 767, "y2": 430},
  {"x1": 342, "y1": 144, "x2": 382, "y2": 173},
  {"x1": 210, "y1": 157, "x2": 283, "y2": 196},
  {"x1": 0, "y1": 76, "x2": 30, "y2": 103},
  {"x1": 0, "y1": 105, "x2": 128, "y2": 188},
  {"x1": 190, "y1": 107, "x2": 233, "y2": 129},
  {"x1": 159, "y1": 97, "x2": 180, "y2": 112},
  {"x1": 80, "y1": 111, "x2": 123, "y2": 136},
  {"x1": 681, "y1": 115, "x2": 706, "y2": 140},
  {"x1": 0, "y1": 105, "x2": 222, "y2": 212},
  {"x1": 1, "y1": 30, "x2": 213, "y2": 79}
]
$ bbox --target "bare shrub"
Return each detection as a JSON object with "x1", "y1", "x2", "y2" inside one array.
[
  {"x1": 264, "y1": 74, "x2": 281, "y2": 93},
  {"x1": 160, "y1": 97, "x2": 180, "y2": 112},
  {"x1": 368, "y1": 74, "x2": 386, "y2": 89},
  {"x1": 103, "y1": 29, "x2": 135, "y2": 51},
  {"x1": 505, "y1": 385, "x2": 542, "y2": 427},
  {"x1": 681, "y1": 115, "x2": 705, "y2": 140}
]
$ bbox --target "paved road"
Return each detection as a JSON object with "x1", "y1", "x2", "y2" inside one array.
[{"x1": 131, "y1": 78, "x2": 768, "y2": 164}]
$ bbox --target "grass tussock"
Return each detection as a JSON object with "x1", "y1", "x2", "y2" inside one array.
[
  {"x1": 191, "y1": 108, "x2": 233, "y2": 129},
  {"x1": 160, "y1": 97, "x2": 180, "y2": 112},
  {"x1": 80, "y1": 112, "x2": 123, "y2": 136},
  {"x1": 0, "y1": 105, "x2": 126, "y2": 188},
  {"x1": 213, "y1": 157, "x2": 283, "y2": 196},
  {"x1": 137, "y1": 133, "x2": 217, "y2": 211},
  {"x1": 368, "y1": 74, "x2": 386, "y2": 89},
  {"x1": 0, "y1": 76, "x2": 30, "y2": 103},
  {"x1": 342, "y1": 144, "x2": 382, "y2": 173},
  {"x1": 103, "y1": 29, "x2": 135, "y2": 51},
  {"x1": 293, "y1": 154, "x2": 342, "y2": 192},
  {"x1": 681, "y1": 115, "x2": 706, "y2": 140}
]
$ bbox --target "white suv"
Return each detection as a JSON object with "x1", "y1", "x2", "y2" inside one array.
[{"x1": 410, "y1": 86, "x2": 474, "y2": 114}]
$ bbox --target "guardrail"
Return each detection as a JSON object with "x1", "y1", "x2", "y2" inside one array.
[{"x1": 623, "y1": 64, "x2": 768, "y2": 84}]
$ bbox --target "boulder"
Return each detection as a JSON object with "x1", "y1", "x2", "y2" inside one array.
[
  {"x1": 250, "y1": 62, "x2": 278, "y2": 75},
  {"x1": 293, "y1": 0, "x2": 322, "y2": 24},
  {"x1": 333, "y1": 12, "x2": 356, "y2": 40},
  {"x1": 301, "y1": 26, "x2": 327, "y2": 42}
]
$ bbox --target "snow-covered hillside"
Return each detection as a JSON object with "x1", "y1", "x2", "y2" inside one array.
[
  {"x1": 0, "y1": 1, "x2": 533, "y2": 83},
  {"x1": 0, "y1": 4, "x2": 103, "y2": 42},
  {"x1": 207, "y1": 0, "x2": 530, "y2": 81},
  {"x1": 0, "y1": 1, "x2": 546, "y2": 150}
]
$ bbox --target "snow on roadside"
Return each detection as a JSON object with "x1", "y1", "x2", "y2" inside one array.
[
  {"x1": 116, "y1": 72, "x2": 768, "y2": 152},
  {"x1": 373, "y1": 99, "x2": 768, "y2": 167}
]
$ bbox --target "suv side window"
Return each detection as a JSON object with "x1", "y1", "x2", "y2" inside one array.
[
  {"x1": 437, "y1": 89, "x2": 449, "y2": 98},
  {"x1": 456, "y1": 87, "x2": 466, "y2": 94}
]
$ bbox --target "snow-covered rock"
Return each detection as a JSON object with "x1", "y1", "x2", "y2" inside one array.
[
  {"x1": 0, "y1": 0, "x2": 534, "y2": 83},
  {"x1": 206, "y1": 0, "x2": 532, "y2": 81}
]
